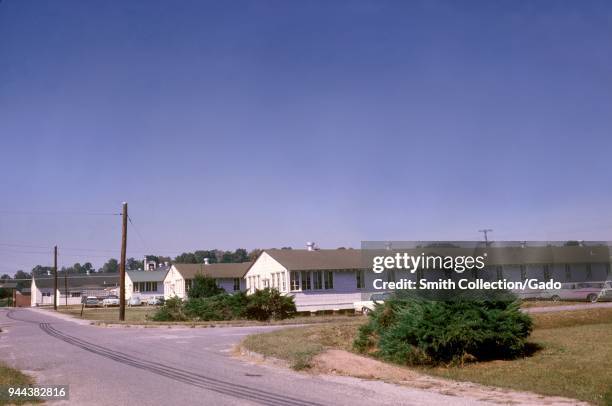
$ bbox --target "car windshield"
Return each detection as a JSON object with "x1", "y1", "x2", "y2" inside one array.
[{"x1": 370, "y1": 293, "x2": 389, "y2": 301}]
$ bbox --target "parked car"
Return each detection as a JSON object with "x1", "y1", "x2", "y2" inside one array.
[
  {"x1": 84, "y1": 296, "x2": 100, "y2": 307},
  {"x1": 146, "y1": 296, "x2": 164, "y2": 306},
  {"x1": 102, "y1": 295, "x2": 120, "y2": 307},
  {"x1": 354, "y1": 292, "x2": 392, "y2": 314},
  {"x1": 548, "y1": 282, "x2": 606, "y2": 303},
  {"x1": 128, "y1": 296, "x2": 142, "y2": 306}
]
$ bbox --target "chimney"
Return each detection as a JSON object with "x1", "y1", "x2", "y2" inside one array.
[
  {"x1": 521, "y1": 241, "x2": 527, "y2": 248},
  {"x1": 204, "y1": 258, "x2": 210, "y2": 265},
  {"x1": 385, "y1": 242, "x2": 392, "y2": 251},
  {"x1": 47, "y1": 270, "x2": 51, "y2": 276},
  {"x1": 86, "y1": 270, "x2": 90, "y2": 275},
  {"x1": 579, "y1": 240, "x2": 585, "y2": 247},
  {"x1": 164, "y1": 261, "x2": 169, "y2": 267},
  {"x1": 306, "y1": 242, "x2": 315, "y2": 251}
]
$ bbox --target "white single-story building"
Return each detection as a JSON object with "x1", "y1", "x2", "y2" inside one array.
[
  {"x1": 244, "y1": 248, "x2": 375, "y2": 312},
  {"x1": 163, "y1": 262, "x2": 250, "y2": 299},
  {"x1": 31, "y1": 273, "x2": 120, "y2": 306},
  {"x1": 125, "y1": 267, "x2": 169, "y2": 300},
  {"x1": 244, "y1": 245, "x2": 612, "y2": 311}
]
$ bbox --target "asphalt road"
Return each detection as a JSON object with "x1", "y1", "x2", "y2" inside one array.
[{"x1": 0, "y1": 308, "x2": 491, "y2": 406}]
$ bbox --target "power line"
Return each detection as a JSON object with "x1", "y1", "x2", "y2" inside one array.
[{"x1": 0, "y1": 210, "x2": 120, "y2": 216}]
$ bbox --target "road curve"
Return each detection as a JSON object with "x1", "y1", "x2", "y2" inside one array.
[{"x1": 0, "y1": 308, "x2": 491, "y2": 406}]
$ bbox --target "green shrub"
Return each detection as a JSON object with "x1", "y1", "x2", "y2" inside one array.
[
  {"x1": 151, "y1": 296, "x2": 187, "y2": 321},
  {"x1": 354, "y1": 292, "x2": 533, "y2": 365},
  {"x1": 184, "y1": 293, "x2": 248, "y2": 321},
  {"x1": 245, "y1": 288, "x2": 296, "y2": 321},
  {"x1": 188, "y1": 274, "x2": 225, "y2": 299}
]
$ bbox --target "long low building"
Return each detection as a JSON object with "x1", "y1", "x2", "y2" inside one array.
[
  {"x1": 244, "y1": 245, "x2": 612, "y2": 312},
  {"x1": 31, "y1": 273, "x2": 120, "y2": 306}
]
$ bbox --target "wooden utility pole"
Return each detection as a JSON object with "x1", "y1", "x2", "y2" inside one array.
[
  {"x1": 119, "y1": 202, "x2": 128, "y2": 321},
  {"x1": 53, "y1": 245, "x2": 58, "y2": 310},
  {"x1": 64, "y1": 255, "x2": 68, "y2": 306}
]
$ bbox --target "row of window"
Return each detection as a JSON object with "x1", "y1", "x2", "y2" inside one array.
[
  {"x1": 133, "y1": 282, "x2": 158, "y2": 292},
  {"x1": 290, "y1": 270, "x2": 336, "y2": 291},
  {"x1": 184, "y1": 278, "x2": 242, "y2": 292}
]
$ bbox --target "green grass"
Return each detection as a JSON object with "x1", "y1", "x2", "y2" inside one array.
[
  {"x1": 242, "y1": 308, "x2": 612, "y2": 405},
  {"x1": 57, "y1": 305, "x2": 361, "y2": 327},
  {"x1": 0, "y1": 361, "x2": 40, "y2": 405}
]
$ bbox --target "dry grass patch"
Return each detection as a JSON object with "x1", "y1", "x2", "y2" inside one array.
[{"x1": 241, "y1": 308, "x2": 612, "y2": 405}]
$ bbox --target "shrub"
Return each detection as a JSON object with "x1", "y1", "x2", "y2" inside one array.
[
  {"x1": 151, "y1": 296, "x2": 187, "y2": 321},
  {"x1": 354, "y1": 291, "x2": 533, "y2": 365},
  {"x1": 188, "y1": 274, "x2": 225, "y2": 299},
  {"x1": 245, "y1": 288, "x2": 296, "y2": 321},
  {"x1": 184, "y1": 293, "x2": 248, "y2": 321}
]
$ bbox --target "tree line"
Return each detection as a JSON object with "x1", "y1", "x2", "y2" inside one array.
[{"x1": 1, "y1": 248, "x2": 270, "y2": 288}]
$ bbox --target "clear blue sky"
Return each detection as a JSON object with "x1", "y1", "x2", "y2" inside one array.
[{"x1": 1, "y1": 1, "x2": 611, "y2": 274}]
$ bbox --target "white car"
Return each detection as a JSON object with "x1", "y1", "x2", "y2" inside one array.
[
  {"x1": 354, "y1": 292, "x2": 392, "y2": 314},
  {"x1": 102, "y1": 295, "x2": 120, "y2": 307},
  {"x1": 146, "y1": 296, "x2": 164, "y2": 306},
  {"x1": 548, "y1": 282, "x2": 607, "y2": 303},
  {"x1": 128, "y1": 296, "x2": 142, "y2": 306}
]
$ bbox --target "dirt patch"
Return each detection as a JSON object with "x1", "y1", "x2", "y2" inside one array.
[{"x1": 311, "y1": 349, "x2": 587, "y2": 406}]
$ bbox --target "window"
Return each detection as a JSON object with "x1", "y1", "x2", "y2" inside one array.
[
  {"x1": 586, "y1": 264, "x2": 592, "y2": 279},
  {"x1": 233, "y1": 278, "x2": 240, "y2": 291},
  {"x1": 324, "y1": 271, "x2": 334, "y2": 290},
  {"x1": 185, "y1": 279, "x2": 192, "y2": 292},
  {"x1": 387, "y1": 269, "x2": 396, "y2": 283},
  {"x1": 607, "y1": 263, "x2": 611, "y2": 277},
  {"x1": 543, "y1": 264, "x2": 551, "y2": 280},
  {"x1": 301, "y1": 271, "x2": 311, "y2": 290},
  {"x1": 496, "y1": 266, "x2": 503, "y2": 280},
  {"x1": 313, "y1": 271, "x2": 323, "y2": 289},
  {"x1": 281, "y1": 272, "x2": 286, "y2": 291},
  {"x1": 71, "y1": 292, "x2": 81, "y2": 298},
  {"x1": 290, "y1": 271, "x2": 300, "y2": 291},
  {"x1": 151, "y1": 282, "x2": 157, "y2": 292},
  {"x1": 257, "y1": 275, "x2": 260, "y2": 290},
  {"x1": 134, "y1": 283, "x2": 140, "y2": 292},
  {"x1": 356, "y1": 270, "x2": 365, "y2": 289},
  {"x1": 520, "y1": 265, "x2": 527, "y2": 281},
  {"x1": 565, "y1": 264, "x2": 571, "y2": 281}
]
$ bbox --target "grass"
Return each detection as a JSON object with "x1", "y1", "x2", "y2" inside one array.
[
  {"x1": 0, "y1": 361, "x2": 39, "y2": 405},
  {"x1": 57, "y1": 305, "x2": 361, "y2": 327},
  {"x1": 241, "y1": 308, "x2": 612, "y2": 405}
]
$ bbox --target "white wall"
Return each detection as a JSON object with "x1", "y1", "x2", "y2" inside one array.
[{"x1": 163, "y1": 266, "x2": 186, "y2": 299}]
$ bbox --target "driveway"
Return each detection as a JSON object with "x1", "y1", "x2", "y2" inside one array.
[{"x1": 0, "y1": 308, "x2": 492, "y2": 406}]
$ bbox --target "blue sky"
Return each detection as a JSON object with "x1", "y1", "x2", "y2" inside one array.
[{"x1": 1, "y1": 1, "x2": 611, "y2": 274}]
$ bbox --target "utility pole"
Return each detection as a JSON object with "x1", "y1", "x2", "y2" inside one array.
[
  {"x1": 119, "y1": 202, "x2": 128, "y2": 321},
  {"x1": 64, "y1": 252, "x2": 68, "y2": 306},
  {"x1": 478, "y1": 229, "x2": 493, "y2": 246},
  {"x1": 53, "y1": 245, "x2": 58, "y2": 310}
]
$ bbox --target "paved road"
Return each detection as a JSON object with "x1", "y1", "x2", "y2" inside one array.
[{"x1": 0, "y1": 308, "x2": 490, "y2": 406}]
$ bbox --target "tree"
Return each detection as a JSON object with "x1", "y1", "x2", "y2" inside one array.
[
  {"x1": 100, "y1": 259, "x2": 119, "y2": 273},
  {"x1": 188, "y1": 274, "x2": 224, "y2": 299},
  {"x1": 31, "y1": 265, "x2": 52, "y2": 277},
  {"x1": 0, "y1": 274, "x2": 10, "y2": 280},
  {"x1": 248, "y1": 249, "x2": 262, "y2": 261},
  {"x1": 82, "y1": 262, "x2": 95, "y2": 273},
  {"x1": 127, "y1": 258, "x2": 144, "y2": 270}
]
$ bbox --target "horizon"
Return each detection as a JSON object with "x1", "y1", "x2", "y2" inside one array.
[{"x1": 2, "y1": 0, "x2": 612, "y2": 275}]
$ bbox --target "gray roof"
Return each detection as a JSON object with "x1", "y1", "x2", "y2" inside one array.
[
  {"x1": 0, "y1": 281, "x2": 18, "y2": 289},
  {"x1": 263, "y1": 249, "x2": 363, "y2": 271},
  {"x1": 34, "y1": 274, "x2": 120, "y2": 291},
  {"x1": 173, "y1": 262, "x2": 252, "y2": 279},
  {"x1": 261, "y1": 246, "x2": 612, "y2": 272},
  {"x1": 127, "y1": 267, "x2": 170, "y2": 283}
]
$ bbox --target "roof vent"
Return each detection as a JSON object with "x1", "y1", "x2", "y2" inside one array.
[
  {"x1": 204, "y1": 258, "x2": 210, "y2": 265},
  {"x1": 306, "y1": 242, "x2": 315, "y2": 251},
  {"x1": 47, "y1": 270, "x2": 51, "y2": 276}
]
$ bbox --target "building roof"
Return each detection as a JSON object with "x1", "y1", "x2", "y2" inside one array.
[
  {"x1": 0, "y1": 281, "x2": 18, "y2": 289},
  {"x1": 172, "y1": 262, "x2": 252, "y2": 279},
  {"x1": 127, "y1": 267, "x2": 170, "y2": 283},
  {"x1": 264, "y1": 249, "x2": 364, "y2": 271},
  {"x1": 259, "y1": 245, "x2": 612, "y2": 272},
  {"x1": 34, "y1": 273, "x2": 120, "y2": 291}
]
